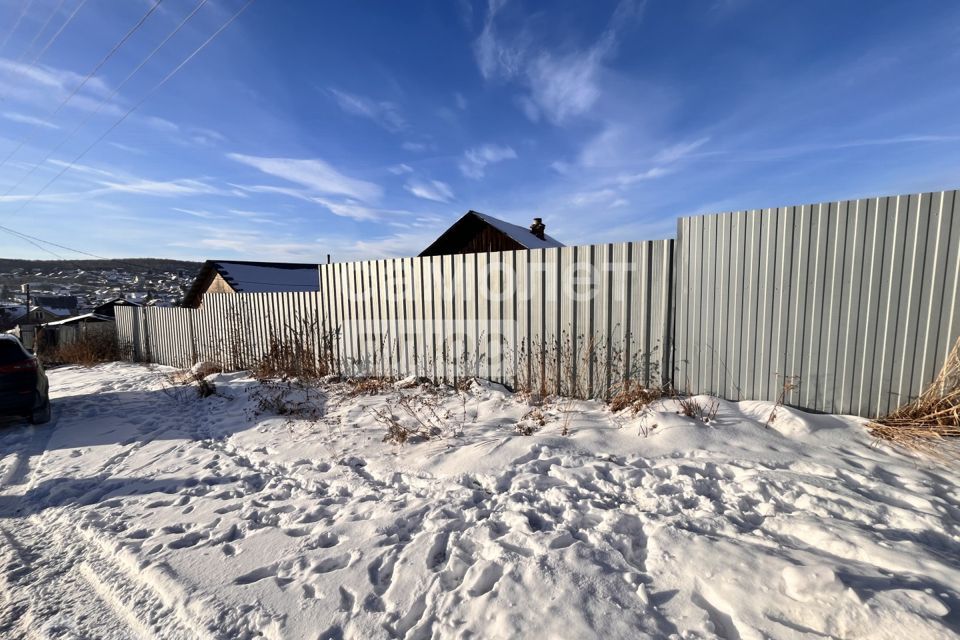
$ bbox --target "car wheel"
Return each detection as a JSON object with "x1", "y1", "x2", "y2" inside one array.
[{"x1": 30, "y1": 399, "x2": 51, "y2": 425}]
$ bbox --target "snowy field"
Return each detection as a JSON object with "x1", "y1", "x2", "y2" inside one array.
[{"x1": 1, "y1": 363, "x2": 959, "y2": 640}]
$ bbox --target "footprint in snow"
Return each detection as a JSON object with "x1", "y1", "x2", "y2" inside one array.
[
  {"x1": 168, "y1": 531, "x2": 207, "y2": 549},
  {"x1": 466, "y1": 561, "x2": 503, "y2": 597},
  {"x1": 313, "y1": 553, "x2": 351, "y2": 574}
]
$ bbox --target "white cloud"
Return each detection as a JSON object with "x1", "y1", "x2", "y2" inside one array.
[
  {"x1": 314, "y1": 198, "x2": 385, "y2": 222},
  {"x1": 142, "y1": 115, "x2": 180, "y2": 133},
  {"x1": 0, "y1": 57, "x2": 121, "y2": 116},
  {"x1": 454, "y1": 92, "x2": 468, "y2": 110},
  {"x1": 349, "y1": 231, "x2": 439, "y2": 259},
  {"x1": 3, "y1": 111, "x2": 58, "y2": 129},
  {"x1": 329, "y1": 88, "x2": 406, "y2": 133},
  {"x1": 108, "y1": 142, "x2": 144, "y2": 154},
  {"x1": 473, "y1": 0, "x2": 641, "y2": 125},
  {"x1": 654, "y1": 137, "x2": 711, "y2": 163},
  {"x1": 614, "y1": 166, "x2": 671, "y2": 186},
  {"x1": 172, "y1": 207, "x2": 219, "y2": 219},
  {"x1": 402, "y1": 141, "x2": 433, "y2": 153},
  {"x1": 459, "y1": 143, "x2": 517, "y2": 179},
  {"x1": 100, "y1": 178, "x2": 225, "y2": 197},
  {"x1": 227, "y1": 153, "x2": 382, "y2": 202},
  {"x1": 388, "y1": 163, "x2": 414, "y2": 175},
  {"x1": 405, "y1": 179, "x2": 455, "y2": 203}
]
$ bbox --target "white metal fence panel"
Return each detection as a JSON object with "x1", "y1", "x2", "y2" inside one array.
[{"x1": 675, "y1": 189, "x2": 960, "y2": 417}]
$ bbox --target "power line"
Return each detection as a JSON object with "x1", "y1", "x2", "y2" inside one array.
[
  {"x1": 0, "y1": 0, "x2": 36, "y2": 53},
  {"x1": 0, "y1": 224, "x2": 312, "y2": 290},
  {"x1": 4, "y1": 0, "x2": 253, "y2": 213},
  {"x1": 0, "y1": 0, "x2": 164, "y2": 169},
  {"x1": 16, "y1": 0, "x2": 67, "y2": 63},
  {"x1": 26, "y1": 0, "x2": 89, "y2": 65},
  {"x1": 0, "y1": 0, "x2": 90, "y2": 106},
  {"x1": 0, "y1": 0, "x2": 256, "y2": 271},
  {"x1": 0, "y1": 223, "x2": 171, "y2": 274},
  {"x1": 0, "y1": 0, "x2": 208, "y2": 191},
  {"x1": 0, "y1": 224, "x2": 66, "y2": 260}
]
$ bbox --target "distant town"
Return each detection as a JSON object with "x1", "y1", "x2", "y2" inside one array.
[{"x1": 0, "y1": 259, "x2": 200, "y2": 331}]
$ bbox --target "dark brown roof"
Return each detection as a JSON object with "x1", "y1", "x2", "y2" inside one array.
[
  {"x1": 420, "y1": 211, "x2": 564, "y2": 257},
  {"x1": 181, "y1": 260, "x2": 320, "y2": 307}
]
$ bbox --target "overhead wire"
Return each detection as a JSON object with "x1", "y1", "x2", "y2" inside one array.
[
  {"x1": 3, "y1": 0, "x2": 254, "y2": 214},
  {"x1": 24, "y1": 0, "x2": 89, "y2": 65},
  {"x1": 16, "y1": 0, "x2": 67, "y2": 63},
  {"x1": 0, "y1": 0, "x2": 208, "y2": 191},
  {"x1": 1, "y1": 0, "x2": 257, "y2": 272},
  {"x1": 0, "y1": 0, "x2": 164, "y2": 169},
  {"x1": 0, "y1": 0, "x2": 36, "y2": 53}
]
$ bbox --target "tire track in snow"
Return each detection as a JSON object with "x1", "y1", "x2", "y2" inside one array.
[{"x1": 0, "y1": 514, "x2": 198, "y2": 640}]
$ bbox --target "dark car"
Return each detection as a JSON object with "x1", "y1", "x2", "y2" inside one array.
[{"x1": 0, "y1": 334, "x2": 50, "y2": 424}]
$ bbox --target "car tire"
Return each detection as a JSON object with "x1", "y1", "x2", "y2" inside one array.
[{"x1": 30, "y1": 399, "x2": 51, "y2": 425}]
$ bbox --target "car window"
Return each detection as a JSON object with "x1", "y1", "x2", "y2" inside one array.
[{"x1": 0, "y1": 340, "x2": 28, "y2": 364}]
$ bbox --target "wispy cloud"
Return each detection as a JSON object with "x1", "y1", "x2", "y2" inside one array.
[
  {"x1": 654, "y1": 137, "x2": 711, "y2": 163},
  {"x1": 405, "y1": 179, "x2": 455, "y2": 203},
  {"x1": 473, "y1": 0, "x2": 642, "y2": 125},
  {"x1": 100, "y1": 178, "x2": 227, "y2": 197},
  {"x1": 0, "y1": 57, "x2": 115, "y2": 114},
  {"x1": 314, "y1": 198, "x2": 387, "y2": 221},
  {"x1": 402, "y1": 141, "x2": 434, "y2": 153},
  {"x1": 459, "y1": 143, "x2": 517, "y2": 179},
  {"x1": 227, "y1": 153, "x2": 383, "y2": 202},
  {"x1": 172, "y1": 207, "x2": 220, "y2": 219},
  {"x1": 329, "y1": 88, "x2": 406, "y2": 133},
  {"x1": 388, "y1": 163, "x2": 414, "y2": 175},
  {"x1": 613, "y1": 166, "x2": 671, "y2": 186},
  {"x1": 3, "y1": 111, "x2": 59, "y2": 129}
]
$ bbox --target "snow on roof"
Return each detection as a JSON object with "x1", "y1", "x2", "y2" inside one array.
[
  {"x1": 210, "y1": 260, "x2": 320, "y2": 294},
  {"x1": 182, "y1": 260, "x2": 321, "y2": 307},
  {"x1": 468, "y1": 211, "x2": 565, "y2": 250},
  {"x1": 44, "y1": 313, "x2": 113, "y2": 326},
  {"x1": 32, "y1": 295, "x2": 78, "y2": 310}
]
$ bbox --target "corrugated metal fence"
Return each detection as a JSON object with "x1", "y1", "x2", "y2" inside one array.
[
  {"x1": 675, "y1": 190, "x2": 960, "y2": 416},
  {"x1": 115, "y1": 188, "x2": 959, "y2": 417},
  {"x1": 117, "y1": 240, "x2": 675, "y2": 397}
]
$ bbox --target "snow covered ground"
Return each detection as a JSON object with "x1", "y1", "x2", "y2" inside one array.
[{"x1": 1, "y1": 363, "x2": 958, "y2": 639}]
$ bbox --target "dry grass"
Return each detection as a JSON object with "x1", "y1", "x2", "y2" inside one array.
[
  {"x1": 516, "y1": 408, "x2": 546, "y2": 436},
  {"x1": 609, "y1": 380, "x2": 665, "y2": 414},
  {"x1": 765, "y1": 375, "x2": 800, "y2": 428},
  {"x1": 869, "y1": 338, "x2": 960, "y2": 459},
  {"x1": 677, "y1": 396, "x2": 719, "y2": 423},
  {"x1": 345, "y1": 377, "x2": 391, "y2": 397},
  {"x1": 49, "y1": 331, "x2": 128, "y2": 366}
]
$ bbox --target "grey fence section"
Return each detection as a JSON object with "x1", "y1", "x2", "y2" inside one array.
[
  {"x1": 318, "y1": 241, "x2": 674, "y2": 395},
  {"x1": 675, "y1": 190, "x2": 960, "y2": 417},
  {"x1": 117, "y1": 293, "x2": 331, "y2": 373},
  {"x1": 114, "y1": 188, "x2": 958, "y2": 417},
  {"x1": 114, "y1": 241, "x2": 675, "y2": 396}
]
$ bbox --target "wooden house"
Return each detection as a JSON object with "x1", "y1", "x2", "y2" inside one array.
[
  {"x1": 419, "y1": 211, "x2": 564, "y2": 257},
  {"x1": 181, "y1": 260, "x2": 321, "y2": 308}
]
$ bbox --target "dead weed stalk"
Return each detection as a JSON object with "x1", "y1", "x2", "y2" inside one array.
[{"x1": 869, "y1": 338, "x2": 960, "y2": 459}]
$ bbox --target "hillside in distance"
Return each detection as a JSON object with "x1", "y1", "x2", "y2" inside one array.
[{"x1": 0, "y1": 258, "x2": 202, "y2": 308}]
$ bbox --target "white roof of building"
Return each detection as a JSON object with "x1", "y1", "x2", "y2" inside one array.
[{"x1": 44, "y1": 313, "x2": 113, "y2": 326}]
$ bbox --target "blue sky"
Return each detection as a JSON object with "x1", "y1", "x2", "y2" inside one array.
[{"x1": 0, "y1": 0, "x2": 958, "y2": 262}]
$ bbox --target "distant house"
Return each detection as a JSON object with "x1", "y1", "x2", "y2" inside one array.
[
  {"x1": 32, "y1": 295, "x2": 78, "y2": 317},
  {"x1": 92, "y1": 298, "x2": 141, "y2": 318},
  {"x1": 182, "y1": 260, "x2": 321, "y2": 308},
  {"x1": 420, "y1": 211, "x2": 564, "y2": 257},
  {"x1": 39, "y1": 313, "x2": 114, "y2": 350},
  {"x1": 0, "y1": 303, "x2": 27, "y2": 330}
]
